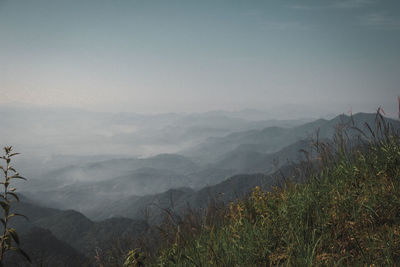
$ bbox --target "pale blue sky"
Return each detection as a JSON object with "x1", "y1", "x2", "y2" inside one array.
[{"x1": 0, "y1": 0, "x2": 399, "y2": 115}]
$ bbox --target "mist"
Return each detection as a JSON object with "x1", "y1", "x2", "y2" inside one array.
[{"x1": 1, "y1": 2, "x2": 400, "y2": 264}]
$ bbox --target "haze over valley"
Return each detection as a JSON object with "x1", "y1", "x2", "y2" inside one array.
[{"x1": 1, "y1": 0, "x2": 399, "y2": 265}]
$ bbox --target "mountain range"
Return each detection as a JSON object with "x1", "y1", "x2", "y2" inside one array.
[{"x1": 4, "y1": 111, "x2": 399, "y2": 266}]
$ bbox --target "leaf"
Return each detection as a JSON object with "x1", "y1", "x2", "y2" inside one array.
[
  {"x1": 0, "y1": 201, "x2": 10, "y2": 214},
  {"x1": 9, "y1": 153, "x2": 20, "y2": 157},
  {"x1": 8, "y1": 213, "x2": 28, "y2": 221},
  {"x1": 0, "y1": 201, "x2": 10, "y2": 216},
  {"x1": 4, "y1": 234, "x2": 11, "y2": 247},
  {"x1": 7, "y1": 228, "x2": 19, "y2": 245},
  {"x1": 7, "y1": 166, "x2": 17, "y2": 173},
  {"x1": 8, "y1": 175, "x2": 26, "y2": 180},
  {"x1": 6, "y1": 192, "x2": 19, "y2": 202}
]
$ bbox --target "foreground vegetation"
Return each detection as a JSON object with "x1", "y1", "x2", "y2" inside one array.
[
  {"x1": 125, "y1": 112, "x2": 400, "y2": 266},
  {"x1": 0, "y1": 147, "x2": 30, "y2": 266}
]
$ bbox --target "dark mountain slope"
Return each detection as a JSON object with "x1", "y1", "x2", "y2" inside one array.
[
  {"x1": 33, "y1": 209, "x2": 148, "y2": 256},
  {"x1": 8, "y1": 197, "x2": 148, "y2": 259},
  {"x1": 90, "y1": 187, "x2": 195, "y2": 223},
  {"x1": 4, "y1": 227, "x2": 90, "y2": 267},
  {"x1": 34, "y1": 210, "x2": 94, "y2": 250}
]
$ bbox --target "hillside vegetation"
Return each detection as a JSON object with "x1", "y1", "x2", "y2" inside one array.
[{"x1": 133, "y1": 113, "x2": 400, "y2": 266}]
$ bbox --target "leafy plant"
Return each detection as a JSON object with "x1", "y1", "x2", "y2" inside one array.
[
  {"x1": 0, "y1": 146, "x2": 30, "y2": 266},
  {"x1": 124, "y1": 249, "x2": 145, "y2": 267}
]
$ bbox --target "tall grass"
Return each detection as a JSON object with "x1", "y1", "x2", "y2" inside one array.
[{"x1": 124, "y1": 111, "x2": 400, "y2": 266}]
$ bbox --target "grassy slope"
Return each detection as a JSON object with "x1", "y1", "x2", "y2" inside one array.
[{"x1": 139, "y1": 115, "x2": 400, "y2": 266}]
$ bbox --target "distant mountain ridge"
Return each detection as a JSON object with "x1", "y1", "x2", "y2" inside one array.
[
  {"x1": 20, "y1": 113, "x2": 400, "y2": 221},
  {"x1": 184, "y1": 112, "x2": 400, "y2": 164}
]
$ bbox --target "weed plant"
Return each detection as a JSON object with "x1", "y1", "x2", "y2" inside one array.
[{"x1": 0, "y1": 147, "x2": 30, "y2": 266}]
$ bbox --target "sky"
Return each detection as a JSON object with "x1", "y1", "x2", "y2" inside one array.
[{"x1": 0, "y1": 0, "x2": 399, "y2": 116}]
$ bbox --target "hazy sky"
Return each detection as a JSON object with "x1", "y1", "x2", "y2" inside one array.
[{"x1": 1, "y1": 0, "x2": 399, "y2": 115}]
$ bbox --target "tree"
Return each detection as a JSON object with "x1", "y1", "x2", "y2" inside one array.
[{"x1": 0, "y1": 146, "x2": 30, "y2": 266}]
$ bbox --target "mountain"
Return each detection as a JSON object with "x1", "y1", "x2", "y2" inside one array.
[
  {"x1": 9, "y1": 197, "x2": 149, "y2": 261},
  {"x1": 1, "y1": 105, "x2": 310, "y2": 181},
  {"x1": 4, "y1": 227, "x2": 90, "y2": 267},
  {"x1": 21, "y1": 153, "x2": 234, "y2": 216},
  {"x1": 210, "y1": 139, "x2": 311, "y2": 174},
  {"x1": 184, "y1": 113, "x2": 400, "y2": 165},
  {"x1": 183, "y1": 124, "x2": 316, "y2": 164},
  {"x1": 34, "y1": 210, "x2": 94, "y2": 252},
  {"x1": 150, "y1": 123, "x2": 400, "y2": 266},
  {"x1": 21, "y1": 112, "x2": 400, "y2": 222},
  {"x1": 24, "y1": 153, "x2": 200, "y2": 191},
  {"x1": 88, "y1": 170, "x2": 288, "y2": 223},
  {"x1": 5, "y1": 111, "x2": 399, "y2": 265}
]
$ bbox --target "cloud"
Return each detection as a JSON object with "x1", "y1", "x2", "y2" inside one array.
[
  {"x1": 359, "y1": 13, "x2": 400, "y2": 30},
  {"x1": 333, "y1": 0, "x2": 374, "y2": 9},
  {"x1": 288, "y1": 0, "x2": 374, "y2": 10},
  {"x1": 260, "y1": 21, "x2": 314, "y2": 31},
  {"x1": 288, "y1": 4, "x2": 320, "y2": 11}
]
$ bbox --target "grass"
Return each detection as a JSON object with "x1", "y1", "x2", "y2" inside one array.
[{"x1": 122, "y1": 112, "x2": 400, "y2": 266}]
